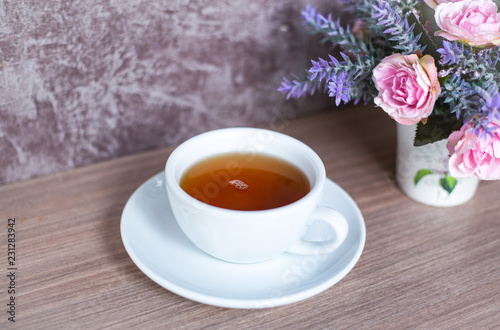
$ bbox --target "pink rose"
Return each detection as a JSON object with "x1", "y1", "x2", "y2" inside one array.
[
  {"x1": 372, "y1": 54, "x2": 441, "y2": 125},
  {"x1": 447, "y1": 122, "x2": 500, "y2": 180},
  {"x1": 434, "y1": 0, "x2": 500, "y2": 47},
  {"x1": 423, "y1": 0, "x2": 460, "y2": 9}
]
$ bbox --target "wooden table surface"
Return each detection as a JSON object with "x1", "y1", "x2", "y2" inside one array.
[{"x1": 1, "y1": 106, "x2": 500, "y2": 329}]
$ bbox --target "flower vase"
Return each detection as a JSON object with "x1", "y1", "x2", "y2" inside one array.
[{"x1": 395, "y1": 124, "x2": 480, "y2": 207}]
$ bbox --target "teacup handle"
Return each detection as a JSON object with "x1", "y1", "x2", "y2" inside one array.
[{"x1": 287, "y1": 206, "x2": 348, "y2": 255}]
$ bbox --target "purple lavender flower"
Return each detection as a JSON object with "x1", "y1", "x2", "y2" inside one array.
[
  {"x1": 373, "y1": 0, "x2": 401, "y2": 32},
  {"x1": 437, "y1": 41, "x2": 463, "y2": 65},
  {"x1": 477, "y1": 86, "x2": 500, "y2": 123},
  {"x1": 328, "y1": 71, "x2": 353, "y2": 106},
  {"x1": 371, "y1": 0, "x2": 423, "y2": 54},
  {"x1": 301, "y1": 5, "x2": 327, "y2": 28},
  {"x1": 309, "y1": 55, "x2": 340, "y2": 81},
  {"x1": 469, "y1": 118, "x2": 498, "y2": 139},
  {"x1": 277, "y1": 76, "x2": 322, "y2": 99}
]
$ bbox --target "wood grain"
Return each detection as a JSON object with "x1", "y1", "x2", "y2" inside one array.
[{"x1": 1, "y1": 106, "x2": 500, "y2": 329}]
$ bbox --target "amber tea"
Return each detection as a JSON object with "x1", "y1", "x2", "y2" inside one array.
[{"x1": 180, "y1": 152, "x2": 310, "y2": 210}]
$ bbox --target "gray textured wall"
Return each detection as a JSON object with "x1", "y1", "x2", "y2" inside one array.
[{"x1": 0, "y1": 0, "x2": 340, "y2": 185}]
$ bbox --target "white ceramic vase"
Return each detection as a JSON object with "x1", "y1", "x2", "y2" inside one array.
[{"x1": 395, "y1": 124, "x2": 480, "y2": 207}]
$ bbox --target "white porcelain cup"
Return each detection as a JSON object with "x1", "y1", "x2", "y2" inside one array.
[{"x1": 165, "y1": 127, "x2": 348, "y2": 263}]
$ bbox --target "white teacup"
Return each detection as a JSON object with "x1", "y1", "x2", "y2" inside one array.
[{"x1": 165, "y1": 127, "x2": 348, "y2": 263}]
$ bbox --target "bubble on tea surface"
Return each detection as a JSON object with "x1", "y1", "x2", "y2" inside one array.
[{"x1": 229, "y1": 179, "x2": 249, "y2": 190}]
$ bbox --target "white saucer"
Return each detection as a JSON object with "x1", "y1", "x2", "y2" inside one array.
[{"x1": 120, "y1": 172, "x2": 365, "y2": 309}]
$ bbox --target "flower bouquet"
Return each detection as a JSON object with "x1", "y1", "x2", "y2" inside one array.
[{"x1": 279, "y1": 0, "x2": 500, "y2": 204}]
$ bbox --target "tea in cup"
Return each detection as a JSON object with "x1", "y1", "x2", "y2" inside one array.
[
  {"x1": 165, "y1": 127, "x2": 348, "y2": 263},
  {"x1": 180, "y1": 152, "x2": 311, "y2": 211}
]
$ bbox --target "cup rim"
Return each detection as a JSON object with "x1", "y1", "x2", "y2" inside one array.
[{"x1": 165, "y1": 127, "x2": 326, "y2": 215}]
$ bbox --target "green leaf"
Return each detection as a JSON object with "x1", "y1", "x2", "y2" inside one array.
[
  {"x1": 414, "y1": 169, "x2": 433, "y2": 185},
  {"x1": 414, "y1": 113, "x2": 463, "y2": 146},
  {"x1": 407, "y1": 13, "x2": 440, "y2": 63},
  {"x1": 440, "y1": 175, "x2": 458, "y2": 194}
]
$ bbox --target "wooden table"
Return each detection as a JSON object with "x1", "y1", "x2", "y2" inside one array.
[{"x1": 1, "y1": 106, "x2": 500, "y2": 329}]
